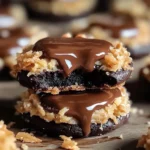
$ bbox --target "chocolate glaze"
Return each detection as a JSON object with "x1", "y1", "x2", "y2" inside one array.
[
  {"x1": 40, "y1": 88, "x2": 121, "y2": 136},
  {"x1": 33, "y1": 38, "x2": 112, "y2": 76},
  {"x1": 83, "y1": 15, "x2": 138, "y2": 39}
]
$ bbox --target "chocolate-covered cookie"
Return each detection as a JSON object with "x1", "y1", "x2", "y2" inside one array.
[
  {"x1": 12, "y1": 37, "x2": 133, "y2": 94},
  {"x1": 71, "y1": 14, "x2": 150, "y2": 59},
  {"x1": 16, "y1": 87, "x2": 130, "y2": 137},
  {"x1": 24, "y1": 0, "x2": 98, "y2": 21}
]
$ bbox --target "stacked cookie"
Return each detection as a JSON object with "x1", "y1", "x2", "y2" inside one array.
[{"x1": 12, "y1": 36, "x2": 133, "y2": 138}]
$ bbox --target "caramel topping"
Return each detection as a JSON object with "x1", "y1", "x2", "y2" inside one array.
[
  {"x1": 85, "y1": 15, "x2": 138, "y2": 39},
  {"x1": 41, "y1": 88, "x2": 121, "y2": 136},
  {"x1": 33, "y1": 37, "x2": 112, "y2": 76}
]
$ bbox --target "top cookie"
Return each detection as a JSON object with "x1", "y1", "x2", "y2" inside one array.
[{"x1": 12, "y1": 37, "x2": 133, "y2": 94}]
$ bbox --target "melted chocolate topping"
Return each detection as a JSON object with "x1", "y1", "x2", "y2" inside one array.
[
  {"x1": 33, "y1": 37, "x2": 112, "y2": 76},
  {"x1": 41, "y1": 88, "x2": 121, "y2": 136},
  {"x1": 84, "y1": 15, "x2": 138, "y2": 39}
]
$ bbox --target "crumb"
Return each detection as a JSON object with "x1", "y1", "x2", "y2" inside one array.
[
  {"x1": 7, "y1": 122, "x2": 16, "y2": 129},
  {"x1": 60, "y1": 135, "x2": 80, "y2": 150},
  {"x1": 137, "y1": 128, "x2": 150, "y2": 150},
  {"x1": 0, "y1": 121, "x2": 19, "y2": 150},
  {"x1": 16, "y1": 132, "x2": 42, "y2": 143},
  {"x1": 21, "y1": 144, "x2": 28, "y2": 150}
]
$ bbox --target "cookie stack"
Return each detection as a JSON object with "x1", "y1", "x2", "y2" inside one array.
[{"x1": 12, "y1": 36, "x2": 133, "y2": 138}]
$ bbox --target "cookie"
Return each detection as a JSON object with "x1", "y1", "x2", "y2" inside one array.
[
  {"x1": 12, "y1": 37, "x2": 133, "y2": 94},
  {"x1": 15, "y1": 87, "x2": 130, "y2": 137}
]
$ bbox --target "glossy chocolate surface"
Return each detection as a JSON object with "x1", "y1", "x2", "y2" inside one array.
[
  {"x1": 33, "y1": 37, "x2": 112, "y2": 76},
  {"x1": 41, "y1": 88, "x2": 121, "y2": 136}
]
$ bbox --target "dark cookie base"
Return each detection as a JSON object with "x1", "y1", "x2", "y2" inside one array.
[
  {"x1": 0, "y1": 67, "x2": 14, "y2": 81},
  {"x1": 17, "y1": 68, "x2": 132, "y2": 92},
  {"x1": 24, "y1": 2, "x2": 94, "y2": 22},
  {"x1": 22, "y1": 113, "x2": 129, "y2": 138}
]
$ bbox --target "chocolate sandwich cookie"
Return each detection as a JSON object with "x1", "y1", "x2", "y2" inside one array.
[
  {"x1": 24, "y1": 0, "x2": 98, "y2": 21},
  {"x1": 16, "y1": 87, "x2": 130, "y2": 138},
  {"x1": 0, "y1": 12, "x2": 48, "y2": 80},
  {"x1": 12, "y1": 37, "x2": 133, "y2": 94},
  {"x1": 71, "y1": 14, "x2": 150, "y2": 59},
  {"x1": 112, "y1": 0, "x2": 150, "y2": 19}
]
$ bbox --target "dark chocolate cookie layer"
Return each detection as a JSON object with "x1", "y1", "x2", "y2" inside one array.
[
  {"x1": 22, "y1": 113, "x2": 129, "y2": 138},
  {"x1": 17, "y1": 68, "x2": 132, "y2": 92}
]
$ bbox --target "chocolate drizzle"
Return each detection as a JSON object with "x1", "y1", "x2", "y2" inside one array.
[
  {"x1": 33, "y1": 38, "x2": 112, "y2": 76},
  {"x1": 41, "y1": 88, "x2": 121, "y2": 136},
  {"x1": 84, "y1": 15, "x2": 138, "y2": 39}
]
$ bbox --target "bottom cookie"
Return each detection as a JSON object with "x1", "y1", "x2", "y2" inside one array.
[{"x1": 22, "y1": 113, "x2": 129, "y2": 138}]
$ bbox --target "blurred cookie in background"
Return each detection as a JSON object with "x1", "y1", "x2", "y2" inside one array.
[
  {"x1": 23, "y1": 0, "x2": 98, "y2": 21},
  {"x1": 0, "y1": 7, "x2": 48, "y2": 80},
  {"x1": 71, "y1": 14, "x2": 150, "y2": 60},
  {"x1": 112, "y1": 0, "x2": 150, "y2": 19}
]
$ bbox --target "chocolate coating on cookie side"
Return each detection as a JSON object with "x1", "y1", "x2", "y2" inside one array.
[
  {"x1": 41, "y1": 88, "x2": 121, "y2": 136},
  {"x1": 33, "y1": 38, "x2": 112, "y2": 76}
]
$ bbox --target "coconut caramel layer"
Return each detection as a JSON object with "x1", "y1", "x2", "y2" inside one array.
[
  {"x1": 12, "y1": 39, "x2": 132, "y2": 77},
  {"x1": 28, "y1": 0, "x2": 97, "y2": 16},
  {"x1": 112, "y1": 0, "x2": 150, "y2": 19},
  {"x1": 16, "y1": 87, "x2": 130, "y2": 136},
  {"x1": 0, "y1": 121, "x2": 19, "y2": 150},
  {"x1": 137, "y1": 128, "x2": 150, "y2": 150}
]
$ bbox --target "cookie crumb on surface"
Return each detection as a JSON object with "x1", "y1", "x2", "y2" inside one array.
[
  {"x1": 60, "y1": 135, "x2": 80, "y2": 150},
  {"x1": 21, "y1": 144, "x2": 28, "y2": 150},
  {"x1": 0, "y1": 121, "x2": 19, "y2": 150},
  {"x1": 137, "y1": 128, "x2": 150, "y2": 150},
  {"x1": 16, "y1": 132, "x2": 42, "y2": 143}
]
